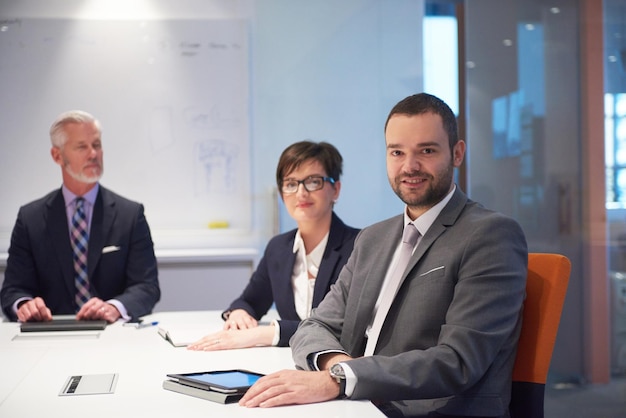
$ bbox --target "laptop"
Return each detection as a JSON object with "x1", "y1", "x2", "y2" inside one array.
[{"x1": 20, "y1": 319, "x2": 108, "y2": 332}]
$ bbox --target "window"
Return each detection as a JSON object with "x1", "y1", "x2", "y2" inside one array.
[
  {"x1": 606, "y1": 93, "x2": 626, "y2": 208},
  {"x1": 424, "y1": 3, "x2": 459, "y2": 115}
]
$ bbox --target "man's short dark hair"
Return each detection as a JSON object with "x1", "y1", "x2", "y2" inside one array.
[{"x1": 385, "y1": 93, "x2": 458, "y2": 150}]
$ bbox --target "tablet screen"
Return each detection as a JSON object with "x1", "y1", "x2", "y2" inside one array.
[{"x1": 185, "y1": 371, "x2": 262, "y2": 389}]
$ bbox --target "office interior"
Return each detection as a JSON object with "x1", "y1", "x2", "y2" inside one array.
[{"x1": 0, "y1": 0, "x2": 624, "y2": 402}]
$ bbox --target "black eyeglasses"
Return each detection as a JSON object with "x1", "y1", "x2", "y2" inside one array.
[{"x1": 281, "y1": 176, "x2": 335, "y2": 194}]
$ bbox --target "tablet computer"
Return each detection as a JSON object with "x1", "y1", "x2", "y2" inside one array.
[
  {"x1": 20, "y1": 319, "x2": 108, "y2": 332},
  {"x1": 166, "y1": 369, "x2": 264, "y2": 394}
]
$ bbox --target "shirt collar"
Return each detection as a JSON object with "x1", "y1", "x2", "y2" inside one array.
[
  {"x1": 62, "y1": 183, "x2": 99, "y2": 208},
  {"x1": 403, "y1": 184, "x2": 456, "y2": 236},
  {"x1": 292, "y1": 229, "x2": 330, "y2": 259},
  {"x1": 293, "y1": 229, "x2": 304, "y2": 253}
]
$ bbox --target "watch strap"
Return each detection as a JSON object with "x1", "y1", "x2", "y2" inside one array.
[{"x1": 337, "y1": 376, "x2": 346, "y2": 399}]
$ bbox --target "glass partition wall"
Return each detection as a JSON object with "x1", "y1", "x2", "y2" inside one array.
[{"x1": 464, "y1": 0, "x2": 611, "y2": 384}]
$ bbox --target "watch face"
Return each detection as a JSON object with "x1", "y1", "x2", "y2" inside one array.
[{"x1": 330, "y1": 363, "x2": 345, "y2": 378}]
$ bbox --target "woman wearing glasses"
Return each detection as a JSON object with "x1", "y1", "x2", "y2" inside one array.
[{"x1": 188, "y1": 141, "x2": 359, "y2": 351}]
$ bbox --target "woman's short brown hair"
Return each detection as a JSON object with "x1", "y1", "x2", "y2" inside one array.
[{"x1": 275, "y1": 141, "x2": 343, "y2": 194}]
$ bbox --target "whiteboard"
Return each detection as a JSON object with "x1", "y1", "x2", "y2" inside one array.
[{"x1": 0, "y1": 18, "x2": 250, "y2": 248}]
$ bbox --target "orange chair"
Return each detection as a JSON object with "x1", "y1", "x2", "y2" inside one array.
[{"x1": 509, "y1": 253, "x2": 571, "y2": 418}]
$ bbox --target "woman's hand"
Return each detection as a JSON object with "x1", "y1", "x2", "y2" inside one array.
[
  {"x1": 224, "y1": 309, "x2": 258, "y2": 330},
  {"x1": 187, "y1": 325, "x2": 275, "y2": 351}
]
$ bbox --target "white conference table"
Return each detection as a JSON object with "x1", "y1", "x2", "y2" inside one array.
[{"x1": 0, "y1": 311, "x2": 385, "y2": 417}]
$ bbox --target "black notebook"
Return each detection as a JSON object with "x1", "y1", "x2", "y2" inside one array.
[
  {"x1": 163, "y1": 379, "x2": 244, "y2": 404},
  {"x1": 20, "y1": 319, "x2": 108, "y2": 332},
  {"x1": 163, "y1": 369, "x2": 264, "y2": 404}
]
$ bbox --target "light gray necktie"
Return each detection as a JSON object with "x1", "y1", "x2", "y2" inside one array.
[{"x1": 364, "y1": 223, "x2": 419, "y2": 356}]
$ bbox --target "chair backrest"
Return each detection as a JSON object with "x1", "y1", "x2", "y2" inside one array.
[{"x1": 509, "y1": 253, "x2": 571, "y2": 418}]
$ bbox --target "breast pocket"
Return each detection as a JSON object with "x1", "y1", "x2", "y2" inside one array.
[
  {"x1": 405, "y1": 264, "x2": 453, "y2": 314},
  {"x1": 101, "y1": 245, "x2": 121, "y2": 254},
  {"x1": 418, "y1": 265, "x2": 445, "y2": 281}
]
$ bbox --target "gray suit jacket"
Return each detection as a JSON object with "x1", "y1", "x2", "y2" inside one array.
[{"x1": 291, "y1": 188, "x2": 528, "y2": 417}]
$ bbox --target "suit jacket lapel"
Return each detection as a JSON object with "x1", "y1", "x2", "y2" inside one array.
[
  {"x1": 48, "y1": 189, "x2": 75, "y2": 297},
  {"x1": 273, "y1": 232, "x2": 299, "y2": 317},
  {"x1": 312, "y1": 213, "x2": 345, "y2": 307},
  {"x1": 88, "y1": 187, "x2": 113, "y2": 281},
  {"x1": 350, "y1": 215, "x2": 404, "y2": 354},
  {"x1": 313, "y1": 251, "x2": 338, "y2": 307},
  {"x1": 404, "y1": 188, "x2": 468, "y2": 275}
]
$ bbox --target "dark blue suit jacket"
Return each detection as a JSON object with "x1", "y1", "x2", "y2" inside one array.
[
  {"x1": 1, "y1": 186, "x2": 160, "y2": 321},
  {"x1": 224, "y1": 212, "x2": 359, "y2": 346}
]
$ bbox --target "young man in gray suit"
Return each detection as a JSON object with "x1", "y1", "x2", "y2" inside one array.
[
  {"x1": 1, "y1": 110, "x2": 160, "y2": 323},
  {"x1": 238, "y1": 93, "x2": 528, "y2": 418}
]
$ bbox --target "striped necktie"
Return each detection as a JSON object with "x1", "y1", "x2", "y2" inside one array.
[{"x1": 71, "y1": 197, "x2": 90, "y2": 309}]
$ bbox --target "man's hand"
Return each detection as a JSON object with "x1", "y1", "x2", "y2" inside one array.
[
  {"x1": 239, "y1": 369, "x2": 340, "y2": 408},
  {"x1": 17, "y1": 297, "x2": 52, "y2": 322},
  {"x1": 76, "y1": 298, "x2": 120, "y2": 323}
]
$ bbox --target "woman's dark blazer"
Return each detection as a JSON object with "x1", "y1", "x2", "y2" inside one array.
[{"x1": 224, "y1": 212, "x2": 359, "y2": 346}]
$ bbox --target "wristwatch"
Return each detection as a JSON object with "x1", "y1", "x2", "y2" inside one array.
[{"x1": 329, "y1": 363, "x2": 347, "y2": 399}]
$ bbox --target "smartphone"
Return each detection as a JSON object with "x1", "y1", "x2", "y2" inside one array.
[{"x1": 166, "y1": 369, "x2": 264, "y2": 394}]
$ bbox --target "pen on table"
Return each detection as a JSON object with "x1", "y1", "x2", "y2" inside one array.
[{"x1": 136, "y1": 321, "x2": 159, "y2": 329}]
